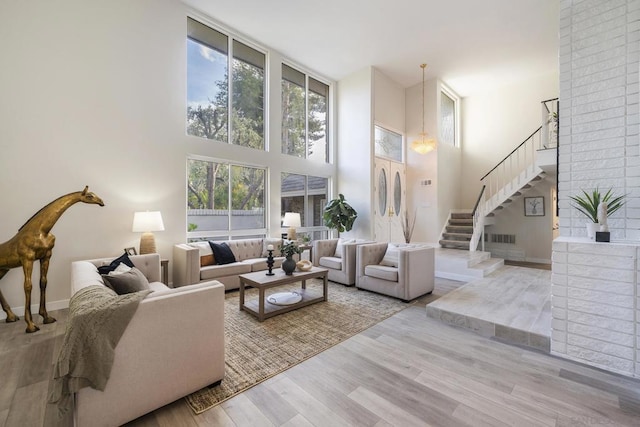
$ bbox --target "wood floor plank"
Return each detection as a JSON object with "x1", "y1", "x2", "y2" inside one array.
[
  {"x1": 196, "y1": 404, "x2": 237, "y2": 427},
  {"x1": 5, "y1": 379, "x2": 49, "y2": 427},
  {"x1": 283, "y1": 355, "x2": 382, "y2": 426},
  {"x1": 451, "y1": 403, "x2": 511, "y2": 427},
  {"x1": 279, "y1": 413, "x2": 314, "y2": 427},
  {"x1": 243, "y1": 379, "x2": 299, "y2": 425},
  {"x1": 220, "y1": 393, "x2": 275, "y2": 427},
  {"x1": 266, "y1": 376, "x2": 351, "y2": 427},
  {"x1": 347, "y1": 386, "x2": 434, "y2": 427}
]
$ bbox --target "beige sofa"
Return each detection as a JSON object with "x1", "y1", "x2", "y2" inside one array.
[
  {"x1": 70, "y1": 254, "x2": 225, "y2": 427},
  {"x1": 312, "y1": 238, "x2": 373, "y2": 286},
  {"x1": 356, "y1": 242, "x2": 435, "y2": 301},
  {"x1": 173, "y1": 238, "x2": 285, "y2": 290}
]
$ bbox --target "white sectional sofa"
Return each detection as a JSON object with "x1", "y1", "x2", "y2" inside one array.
[
  {"x1": 70, "y1": 253, "x2": 225, "y2": 427},
  {"x1": 173, "y1": 238, "x2": 285, "y2": 290}
]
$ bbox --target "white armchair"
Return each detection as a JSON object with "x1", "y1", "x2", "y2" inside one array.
[
  {"x1": 312, "y1": 238, "x2": 372, "y2": 286},
  {"x1": 356, "y1": 242, "x2": 435, "y2": 301}
]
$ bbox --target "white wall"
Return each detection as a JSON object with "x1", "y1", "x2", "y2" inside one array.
[
  {"x1": 484, "y1": 180, "x2": 555, "y2": 262},
  {"x1": 461, "y1": 72, "x2": 559, "y2": 207},
  {"x1": 373, "y1": 69, "x2": 405, "y2": 133},
  {"x1": 0, "y1": 0, "x2": 336, "y2": 318},
  {"x1": 336, "y1": 67, "x2": 374, "y2": 239}
]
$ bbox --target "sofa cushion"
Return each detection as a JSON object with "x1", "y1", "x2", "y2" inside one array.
[
  {"x1": 97, "y1": 252, "x2": 135, "y2": 275},
  {"x1": 243, "y1": 257, "x2": 285, "y2": 272},
  {"x1": 209, "y1": 242, "x2": 237, "y2": 265},
  {"x1": 102, "y1": 267, "x2": 151, "y2": 295},
  {"x1": 334, "y1": 238, "x2": 355, "y2": 258},
  {"x1": 319, "y1": 256, "x2": 342, "y2": 270},
  {"x1": 364, "y1": 265, "x2": 398, "y2": 282},
  {"x1": 200, "y1": 262, "x2": 251, "y2": 280}
]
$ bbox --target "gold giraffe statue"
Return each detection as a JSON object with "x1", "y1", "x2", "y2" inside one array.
[{"x1": 0, "y1": 186, "x2": 104, "y2": 333}]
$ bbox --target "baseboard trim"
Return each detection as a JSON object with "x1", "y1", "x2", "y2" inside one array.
[
  {"x1": 0, "y1": 299, "x2": 69, "y2": 321},
  {"x1": 525, "y1": 257, "x2": 551, "y2": 264}
]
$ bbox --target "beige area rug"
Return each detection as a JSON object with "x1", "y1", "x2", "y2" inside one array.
[{"x1": 185, "y1": 279, "x2": 407, "y2": 414}]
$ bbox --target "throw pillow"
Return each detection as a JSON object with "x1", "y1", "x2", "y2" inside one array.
[
  {"x1": 209, "y1": 242, "x2": 237, "y2": 265},
  {"x1": 108, "y1": 262, "x2": 132, "y2": 276},
  {"x1": 97, "y1": 252, "x2": 135, "y2": 275},
  {"x1": 102, "y1": 267, "x2": 150, "y2": 295},
  {"x1": 201, "y1": 254, "x2": 216, "y2": 266},
  {"x1": 379, "y1": 243, "x2": 400, "y2": 268},
  {"x1": 334, "y1": 238, "x2": 356, "y2": 258}
]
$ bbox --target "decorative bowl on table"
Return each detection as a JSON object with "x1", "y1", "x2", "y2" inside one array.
[{"x1": 296, "y1": 260, "x2": 313, "y2": 271}]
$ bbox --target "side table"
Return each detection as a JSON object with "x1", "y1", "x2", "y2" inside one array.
[{"x1": 161, "y1": 259, "x2": 169, "y2": 285}]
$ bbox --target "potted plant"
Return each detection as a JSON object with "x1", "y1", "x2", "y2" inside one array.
[
  {"x1": 280, "y1": 241, "x2": 302, "y2": 275},
  {"x1": 569, "y1": 187, "x2": 625, "y2": 238},
  {"x1": 323, "y1": 194, "x2": 358, "y2": 237}
]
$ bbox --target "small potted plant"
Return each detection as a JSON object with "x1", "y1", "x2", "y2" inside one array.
[
  {"x1": 280, "y1": 241, "x2": 302, "y2": 275},
  {"x1": 569, "y1": 187, "x2": 625, "y2": 238}
]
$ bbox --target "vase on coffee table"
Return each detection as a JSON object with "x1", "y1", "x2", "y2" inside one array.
[{"x1": 282, "y1": 255, "x2": 296, "y2": 275}]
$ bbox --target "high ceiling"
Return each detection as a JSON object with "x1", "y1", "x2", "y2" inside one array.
[{"x1": 183, "y1": 0, "x2": 559, "y2": 97}]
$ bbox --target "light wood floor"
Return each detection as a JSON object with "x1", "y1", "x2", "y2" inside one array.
[{"x1": 2, "y1": 277, "x2": 639, "y2": 426}]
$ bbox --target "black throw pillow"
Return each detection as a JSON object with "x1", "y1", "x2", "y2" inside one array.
[
  {"x1": 208, "y1": 242, "x2": 237, "y2": 265},
  {"x1": 97, "y1": 252, "x2": 135, "y2": 275}
]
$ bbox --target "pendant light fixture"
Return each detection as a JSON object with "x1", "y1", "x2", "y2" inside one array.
[{"x1": 411, "y1": 63, "x2": 437, "y2": 154}]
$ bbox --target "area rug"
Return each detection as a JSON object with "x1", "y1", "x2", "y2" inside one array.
[{"x1": 185, "y1": 280, "x2": 407, "y2": 414}]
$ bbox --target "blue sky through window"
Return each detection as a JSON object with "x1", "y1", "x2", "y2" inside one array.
[{"x1": 187, "y1": 39, "x2": 226, "y2": 108}]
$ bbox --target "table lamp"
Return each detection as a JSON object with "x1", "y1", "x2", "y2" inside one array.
[
  {"x1": 132, "y1": 211, "x2": 165, "y2": 254},
  {"x1": 282, "y1": 212, "x2": 301, "y2": 241}
]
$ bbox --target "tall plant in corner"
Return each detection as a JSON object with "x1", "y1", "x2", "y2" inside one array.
[{"x1": 323, "y1": 194, "x2": 358, "y2": 237}]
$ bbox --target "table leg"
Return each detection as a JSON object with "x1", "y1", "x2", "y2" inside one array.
[
  {"x1": 259, "y1": 287, "x2": 265, "y2": 321},
  {"x1": 323, "y1": 273, "x2": 328, "y2": 301},
  {"x1": 239, "y1": 279, "x2": 245, "y2": 311},
  {"x1": 301, "y1": 279, "x2": 307, "y2": 290}
]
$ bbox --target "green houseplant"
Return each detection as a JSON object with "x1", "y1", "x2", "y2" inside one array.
[
  {"x1": 280, "y1": 241, "x2": 302, "y2": 275},
  {"x1": 323, "y1": 194, "x2": 358, "y2": 236},
  {"x1": 569, "y1": 187, "x2": 625, "y2": 237}
]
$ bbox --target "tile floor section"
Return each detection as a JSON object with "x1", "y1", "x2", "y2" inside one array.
[{"x1": 427, "y1": 265, "x2": 551, "y2": 352}]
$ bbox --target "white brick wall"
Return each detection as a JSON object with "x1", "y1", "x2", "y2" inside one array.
[
  {"x1": 551, "y1": 237, "x2": 638, "y2": 377},
  {"x1": 559, "y1": 0, "x2": 640, "y2": 239}
]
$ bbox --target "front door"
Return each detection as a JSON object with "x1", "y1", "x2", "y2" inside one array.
[{"x1": 374, "y1": 157, "x2": 406, "y2": 243}]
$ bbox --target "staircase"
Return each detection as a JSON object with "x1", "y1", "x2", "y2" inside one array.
[
  {"x1": 443, "y1": 98, "x2": 559, "y2": 253},
  {"x1": 439, "y1": 212, "x2": 473, "y2": 249}
]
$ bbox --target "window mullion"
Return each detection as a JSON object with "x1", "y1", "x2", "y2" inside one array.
[
  {"x1": 305, "y1": 74, "x2": 309, "y2": 159},
  {"x1": 228, "y1": 37, "x2": 233, "y2": 145}
]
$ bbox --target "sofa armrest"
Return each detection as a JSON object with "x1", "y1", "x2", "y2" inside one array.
[
  {"x1": 312, "y1": 239, "x2": 338, "y2": 265},
  {"x1": 75, "y1": 280, "x2": 226, "y2": 427},
  {"x1": 173, "y1": 244, "x2": 200, "y2": 287},
  {"x1": 398, "y1": 246, "x2": 435, "y2": 300}
]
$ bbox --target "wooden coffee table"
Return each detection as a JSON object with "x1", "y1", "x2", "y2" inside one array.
[{"x1": 239, "y1": 267, "x2": 329, "y2": 321}]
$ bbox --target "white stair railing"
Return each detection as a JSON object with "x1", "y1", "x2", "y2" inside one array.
[{"x1": 470, "y1": 185, "x2": 486, "y2": 252}]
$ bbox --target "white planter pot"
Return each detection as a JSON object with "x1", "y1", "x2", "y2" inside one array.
[{"x1": 586, "y1": 222, "x2": 598, "y2": 239}]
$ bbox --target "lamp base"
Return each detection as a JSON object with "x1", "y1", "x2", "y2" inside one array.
[
  {"x1": 139, "y1": 232, "x2": 157, "y2": 254},
  {"x1": 287, "y1": 228, "x2": 297, "y2": 241}
]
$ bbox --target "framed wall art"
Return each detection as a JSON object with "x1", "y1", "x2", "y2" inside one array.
[{"x1": 524, "y1": 196, "x2": 544, "y2": 217}]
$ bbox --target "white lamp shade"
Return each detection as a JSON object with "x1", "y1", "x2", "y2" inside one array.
[
  {"x1": 132, "y1": 211, "x2": 165, "y2": 232},
  {"x1": 282, "y1": 212, "x2": 301, "y2": 228}
]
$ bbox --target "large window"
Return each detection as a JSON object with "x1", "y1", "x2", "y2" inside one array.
[
  {"x1": 187, "y1": 158, "x2": 265, "y2": 240},
  {"x1": 281, "y1": 173, "x2": 329, "y2": 240},
  {"x1": 440, "y1": 87, "x2": 458, "y2": 147},
  {"x1": 281, "y1": 64, "x2": 329, "y2": 163},
  {"x1": 187, "y1": 18, "x2": 265, "y2": 150}
]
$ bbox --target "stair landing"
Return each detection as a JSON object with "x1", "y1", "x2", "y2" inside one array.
[{"x1": 435, "y1": 248, "x2": 504, "y2": 282}]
